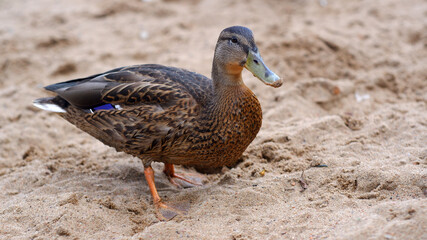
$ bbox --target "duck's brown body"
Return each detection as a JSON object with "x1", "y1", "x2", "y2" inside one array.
[
  {"x1": 58, "y1": 64, "x2": 261, "y2": 172},
  {"x1": 34, "y1": 26, "x2": 281, "y2": 220}
]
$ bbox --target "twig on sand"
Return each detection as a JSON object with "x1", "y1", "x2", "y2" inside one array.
[
  {"x1": 312, "y1": 164, "x2": 328, "y2": 168},
  {"x1": 299, "y1": 170, "x2": 308, "y2": 192}
]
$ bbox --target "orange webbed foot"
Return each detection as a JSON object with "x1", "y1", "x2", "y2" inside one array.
[
  {"x1": 154, "y1": 200, "x2": 190, "y2": 221},
  {"x1": 163, "y1": 163, "x2": 207, "y2": 188}
]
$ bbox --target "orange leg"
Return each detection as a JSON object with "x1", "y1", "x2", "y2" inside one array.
[
  {"x1": 144, "y1": 166, "x2": 162, "y2": 204},
  {"x1": 163, "y1": 163, "x2": 205, "y2": 188},
  {"x1": 144, "y1": 165, "x2": 187, "y2": 220}
]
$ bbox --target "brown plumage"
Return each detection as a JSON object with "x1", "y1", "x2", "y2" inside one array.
[{"x1": 34, "y1": 26, "x2": 282, "y2": 220}]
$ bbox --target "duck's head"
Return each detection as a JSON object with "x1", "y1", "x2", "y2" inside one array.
[{"x1": 212, "y1": 26, "x2": 282, "y2": 88}]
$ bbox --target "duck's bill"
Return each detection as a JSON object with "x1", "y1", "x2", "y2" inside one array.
[{"x1": 245, "y1": 50, "x2": 282, "y2": 88}]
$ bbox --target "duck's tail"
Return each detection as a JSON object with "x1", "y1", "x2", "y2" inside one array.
[{"x1": 33, "y1": 97, "x2": 68, "y2": 113}]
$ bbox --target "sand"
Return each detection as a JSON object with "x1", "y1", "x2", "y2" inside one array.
[{"x1": 0, "y1": 0, "x2": 426, "y2": 239}]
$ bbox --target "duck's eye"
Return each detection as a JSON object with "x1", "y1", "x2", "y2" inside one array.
[{"x1": 230, "y1": 37, "x2": 238, "y2": 44}]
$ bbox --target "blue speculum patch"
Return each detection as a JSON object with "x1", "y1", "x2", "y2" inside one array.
[{"x1": 92, "y1": 104, "x2": 115, "y2": 111}]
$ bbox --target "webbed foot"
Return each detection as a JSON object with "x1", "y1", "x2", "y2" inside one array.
[
  {"x1": 163, "y1": 163, "x2": 207, "y2": 188},
  {"x1": 155, "y1": 200, "x2": 190, "y2": 221}
]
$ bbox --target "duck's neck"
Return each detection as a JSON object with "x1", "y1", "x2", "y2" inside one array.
[
  {"x1": 210, "y1": 59, "x2": 257, "y2": 116},
  {"x1": 211, "y1": 60, "x2": 244, "y2": 91}
]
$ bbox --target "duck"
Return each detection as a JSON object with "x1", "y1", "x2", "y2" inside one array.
[{"x1": 33, "y1": 26, "x2": 282, "y2": 220}]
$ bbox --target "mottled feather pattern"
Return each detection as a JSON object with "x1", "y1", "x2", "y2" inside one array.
[
  {"x1": 33, "y1": 26, "x2": 282, "y2": 219},
  {"x1": 37, "y1": 24, "x2": 278, "y2": 174},
  {"x1": 55, "y1": 64, "x2": 261, "y2": 171}
]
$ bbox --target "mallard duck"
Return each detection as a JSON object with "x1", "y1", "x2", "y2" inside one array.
[{"x1": 34, "y1": 26, "x2": 282, "y2": 220}]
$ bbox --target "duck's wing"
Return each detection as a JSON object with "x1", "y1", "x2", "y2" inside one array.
[
  {"x1": 44, "y1": 64, "x2": 213, "y2": 158},
  {"x1": 45, "y1": 64, "x2": 212, "y2": 108}
]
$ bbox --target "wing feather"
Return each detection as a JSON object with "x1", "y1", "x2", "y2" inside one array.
[{"x1": 52, "y1": 64, "x2": 212, "y2": 157}]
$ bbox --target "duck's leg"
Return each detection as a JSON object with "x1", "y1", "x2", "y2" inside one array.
[
  {"x1": 163, "y1": 163, "x2": 206, "y2": 188},
  {"x1": 144, "y1": 165, "x2": 188, "y2": 220}
]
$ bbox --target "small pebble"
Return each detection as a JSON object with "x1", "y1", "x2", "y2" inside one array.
[
  {"x1": 319, "y1": 0, "x2": 328, "y2": 7},
  {"x1": 139, "y1": 30, "x2": 149, "y2": 40}
]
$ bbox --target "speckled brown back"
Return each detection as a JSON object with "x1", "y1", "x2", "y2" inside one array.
[{"x1": 48, "y1": 64, "x2": 262, "y2": 171}]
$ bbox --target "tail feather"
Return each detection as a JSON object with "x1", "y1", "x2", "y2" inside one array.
[{"x1": 33, "y1": 97, "x2": 67, "y2": 113}]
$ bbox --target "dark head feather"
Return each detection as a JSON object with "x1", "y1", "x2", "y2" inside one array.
[{"x1": 221, "y1": 26, "x2": 256, "y2": 50}]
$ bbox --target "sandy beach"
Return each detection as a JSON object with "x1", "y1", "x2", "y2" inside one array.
[{"x1": 0, "y1": 0, "x2": 426, "y2": 239}]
